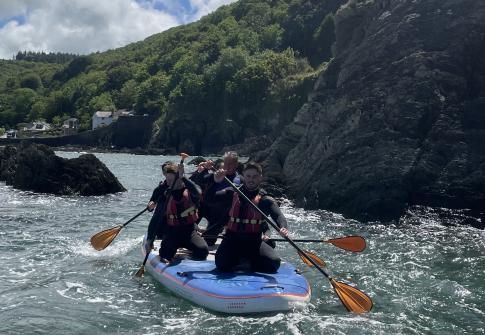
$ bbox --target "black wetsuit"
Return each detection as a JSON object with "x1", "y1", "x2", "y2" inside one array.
[
  {"x1": 147, "y1": 177, "x2": 208, "y2": 261},
  {"x1": 189, "y1": 169, "x2": 213, "y2": 229},
  {"x1": 190, "y1": 170, "x2": 241, "y2": 246},
  {"x1": 146, "y1": 181, "x2": 169, "y2": 240},
  {"x1": 206, "y1": 185, "x2": 288, "y2": 273}
]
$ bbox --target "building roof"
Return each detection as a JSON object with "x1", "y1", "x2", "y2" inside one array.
[
  {"x1": 113, "y1": 109, "x2": 134, "y2": 117},
  {"x1": 94, "y1": 111, "x2": 113, "y2": 118}
]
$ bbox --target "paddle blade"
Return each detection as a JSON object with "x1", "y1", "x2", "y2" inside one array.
[
  {"x1": 90, "y1": 226, "x2": 123, "y2": 251},
  {"x1": 298, "y1": 250, "x2": 326, "y2": 267},
  {"x1": 327, "y1": 236, "x2": 366, "y2": 252},
  {"x1": 330, "y1": 279, "x2": 373, "y2": 313},
  {"x1": 135, "y1": 266, "x2": 145, "y2": 277},
  {"x1": 180, "y1": 153, "x2": 189, "y2": 160}
]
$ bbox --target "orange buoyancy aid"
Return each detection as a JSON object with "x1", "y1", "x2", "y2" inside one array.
[
  {"x1": 227, "y1": 191, "x2": 266, "y2": 233},
  {"x1": 166, "y1": 189, "x2": 198, "y2": 226}
]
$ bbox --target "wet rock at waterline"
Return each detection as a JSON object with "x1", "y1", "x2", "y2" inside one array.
[{"x1": 0, "y1": 143, "x2": 126, "y2": 195}]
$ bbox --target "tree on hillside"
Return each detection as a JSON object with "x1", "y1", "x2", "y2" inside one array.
[
  {"x1": 282, "y1": 0, "x2": 344, "y2": 65},
  {"x1": 107, "y1": 65, "x2": 133, "y2": 90},
  {"x1": 20, "y1": 73, "x2": 43, "y2": 91},
  {"x1": 115, "y1": 79, "x2": 137, "y2": 109},
  {"x1": 16, "y1": 51, "x2": 78, "y2": 64},
  {"x1": 5, "y1": 77, "x2": 19, "y2": 92},
  {"x1": 260, "y1": 24, "x2": 284, "y2": 50},
  {"x1": 53, "y1": 56, "x2": 93, "y2": 82},
  {"x1": 11, "y1": 88, "x2": 38, "y2": 124},
  {"x1": 89, "y1": 92, "x2": 115, "y2": 112},
  {"x1": 43, "y1": 91, "x2": 73, "y2": 121},
  {"x1": 134, "y1": 73, "x2": 170, "y2": 116},
  {"x1": 29, "y1": 98, "x2": 48, "y2": 121}
]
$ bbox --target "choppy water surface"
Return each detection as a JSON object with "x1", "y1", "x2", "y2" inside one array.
[{"x1": 0, "y1": 152, "x2": 483, "y2": 334}]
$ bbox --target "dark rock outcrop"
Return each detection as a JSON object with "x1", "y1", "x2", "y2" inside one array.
[
  {"x1": 259, "y1": 0, "x2": 485, "y2": 221},
  {"x1": 221, "y1": 135, "x2": 274, "y2": 157},
  {"x1": 0, "y1": 143, "x2": 126, "y2": 195}
]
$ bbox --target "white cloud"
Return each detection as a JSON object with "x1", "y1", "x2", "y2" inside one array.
[
  {"x1": 0, "y1": 0, "x2": 182, "y2": 59},
  {"x1": 187, "y1": 0, "x2": 237, "y2": 21},
  {"x1": 0, "y1": 1, "x2": 36, "y2": 21},
  {"x1": 0, "y1": 0, "x2": 239, "y2": 60}
]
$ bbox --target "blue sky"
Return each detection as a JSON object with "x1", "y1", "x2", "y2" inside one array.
[
  {"x1": 0, "y1": 15, "x2": 27, "y2": 28},
  {"x1": 0, "y1": 0, "x2": 237, "y2": 59}
]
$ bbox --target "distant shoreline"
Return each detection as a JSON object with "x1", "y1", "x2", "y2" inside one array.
[
  {"x1": 0, "y1": 143, "x2": 226, "y2": 159},
  {"x1": 0, "y1": 143, "x2": 177, "y2": 156}
]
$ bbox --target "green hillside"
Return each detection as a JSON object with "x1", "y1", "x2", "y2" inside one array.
[{"x1": 0, "y1": 0, "x2": 344, "y2": 153}]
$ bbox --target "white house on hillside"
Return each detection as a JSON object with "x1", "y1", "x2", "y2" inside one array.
[
  {"x1": 92, "y1": 111, "x2": 114, "y2": 130},
  {"x1": 92, "y1": 109, "x2": 134, "y2": 130}
]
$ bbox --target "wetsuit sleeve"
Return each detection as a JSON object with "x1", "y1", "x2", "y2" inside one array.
[
  {"x1": 150, "y1": 182, "x2": 169, "y2": 202},
  {"x1": 261, "y1": 196, "x2": 288, "y2": 230},
  {"x1": 147, "y1": 190, "x2": 168, "y2": 240},
  {"x1": 147, "y1": 209, "x2": 161, "y2": 240},
  {"x1": 201, "y1": 171, "x2": 215, "y2": 189},
  {"x1": 205, "y1": 180, "x2": 234, "y2": 203},
  {"x1": 147, "y1": 183, "x2": 170, "y2": 240},
  {"x1": 182, "y1": 177, "x2": 202, "y2": 206},
  {"x1": 189, "y1": 169, "x2": 208, "y2": 185},
  {"x1": 149, "y1": 184, "x2": 162, "y2": 202}
]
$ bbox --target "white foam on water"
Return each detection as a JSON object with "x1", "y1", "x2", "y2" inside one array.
[
  {"x1": 71, "y1": 235, "x2": 143, "y2": 257},
  {"x1": 403, "y1": 261, "x2": 430, "y2": 269},
  {"x1": 455, "y1": 302, "x2": 485, "y2": 316},
  {"x1": 65, "y1": 281, "x2": 86, "y2": 290},
  {"x1": 86, "y1": 297, "x2": 108, "y2": 303},
  {"x1": 283, "y1": 312, "x2": 315, "y2": 335},
  {"x1": 160, "y1": 317, "x2": 194, "y2": 331},
  {"x1": 8, "y1": 267, "x2": 36, "y2": 278}
]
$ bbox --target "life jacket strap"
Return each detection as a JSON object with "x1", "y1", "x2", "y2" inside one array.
[
  {"x1": 167, "y1": 206, "x2": 197, "y2": 219},
  {"x1": 229, "y1": 217, "x2": 265, "y2": 224}
]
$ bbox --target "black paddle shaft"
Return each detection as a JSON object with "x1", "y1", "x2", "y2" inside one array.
[
  {"x1": 222, "y1": 176, "x2": 333, "y2": 279},
  {"x1": 122, "y1": 207, "x2": 149, "y2": 228},
  {"x1": 141, "y1": 252, "x2": 150, "y2": 267}
]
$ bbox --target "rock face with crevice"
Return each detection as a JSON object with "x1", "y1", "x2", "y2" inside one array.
[
  {"x1": 0, "y1": 143, "x2": 126, "y2": 196},
  {"x1": 259, "y1": 0, "x2": 485, "y2": 221}
]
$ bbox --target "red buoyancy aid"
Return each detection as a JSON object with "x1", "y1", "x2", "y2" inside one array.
[
  {"x1": 227, "y1": 191, "x2": 266, "y2": 233},
  {"x1": 166, "y1": 189, "x2": 198, "y2": 226}
]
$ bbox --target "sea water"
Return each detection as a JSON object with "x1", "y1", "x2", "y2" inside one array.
[{"x1": 0, "y1": 152, "x2": 483, "y2": 335}]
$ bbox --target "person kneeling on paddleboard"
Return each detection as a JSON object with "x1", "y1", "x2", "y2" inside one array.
[
  {"x1": 208, "y1": 162, "x2": 289, "y2": 273},
  {"x1": 146, "y1": 162, "x2": 209, "y2": 263}
]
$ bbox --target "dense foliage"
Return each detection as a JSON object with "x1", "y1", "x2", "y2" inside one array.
[
  {"x1": 0, "y1": 0, "x2": 343, "y2": 151},
  {"x1": 15, "y1": 51, "x2": 79, "y2": 64}
]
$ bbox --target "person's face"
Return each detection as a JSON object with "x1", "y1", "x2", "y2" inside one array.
[
  {"x1": 165, "y1": 172, "x2": 177, "y2": 185},
  {"x1": 224, "y1": 157, "x2": 238, "y2": 175},
  {"x1": 242, "y1": 168, "x2": 262, "y2": 190}
]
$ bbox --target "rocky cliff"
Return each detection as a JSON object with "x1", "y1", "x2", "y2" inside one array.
[{"x1": 259, "y1": 0, "x2": 485, "y2": 221}]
